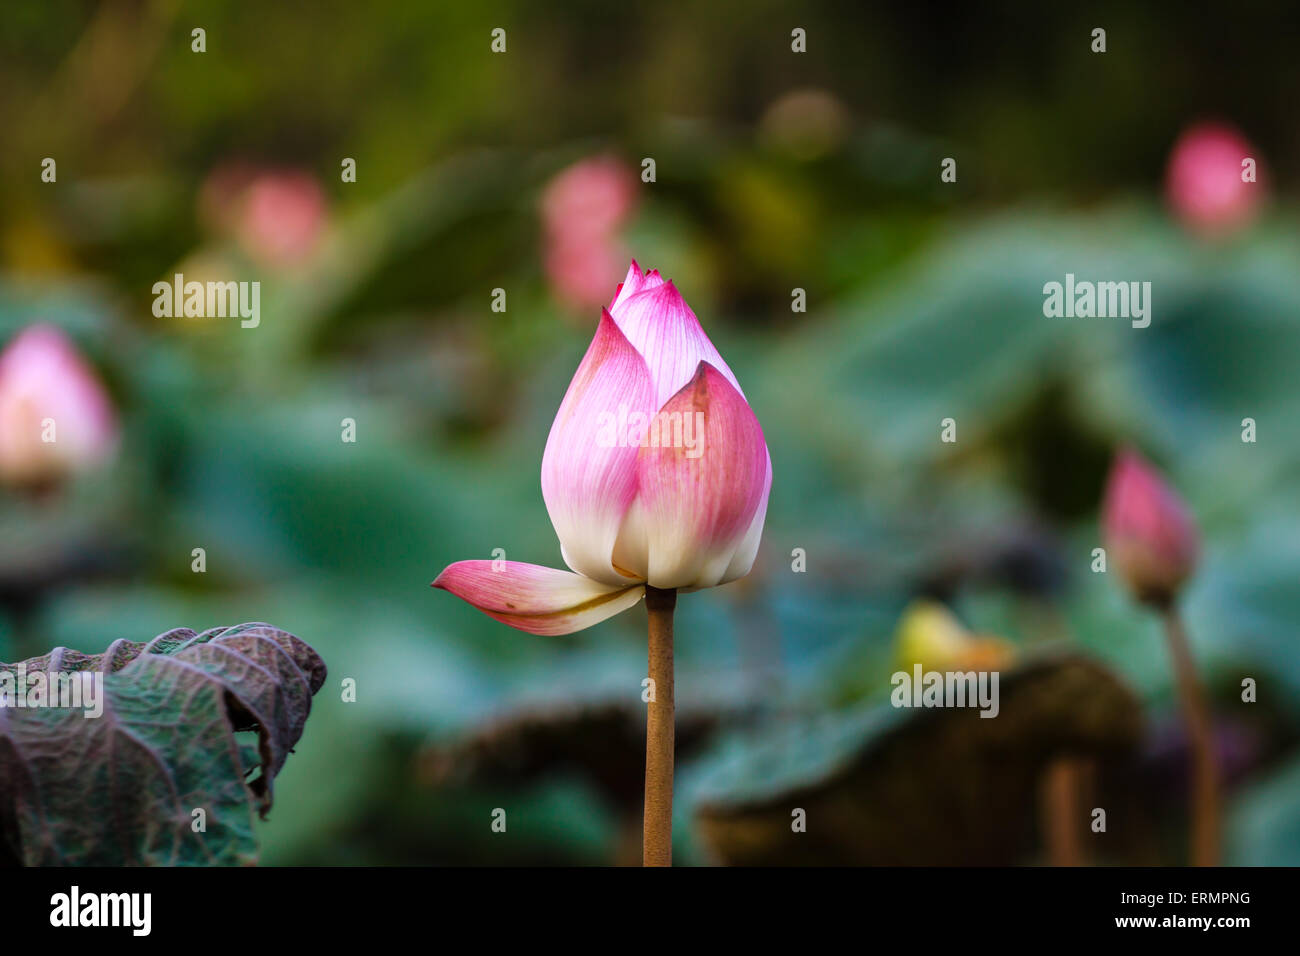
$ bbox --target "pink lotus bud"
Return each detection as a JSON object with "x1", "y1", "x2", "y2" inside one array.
[
  {"x1": 1102, "y1": 448, "x2": 1199, "y2": 607},
  {"x1": 543, "y1": 238, "x2": 629, "y2": 313},
  {"x1": 199, "y1": 164, "x2": 327, "y2": 268},
  {"x1": 435, "y1": 262, "x2": 771, "y2": 634},
  {"x1": 540, "y1": 157, "x2": 638, "y2": 310},
  {"x1": 541, "y1": 156, "x2": 637, "y2": 243},
  {"x1": 0, "y1": 325, "x2": 117, "y2": 489},
  {"x1": 239, "y1": 171, "x2": 327, "y2": 268},
  {"x1": 1165, "y1": 123, "x2": 1263, "y2": 236}
]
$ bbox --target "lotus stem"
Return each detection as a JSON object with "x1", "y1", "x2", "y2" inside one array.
[
  {"x1": 1041, "y1": 758, "x2": 1085, "y2": 866},
  {"x1": 1162, "y1": 606, "x2": 1219, "y2": 866},
  {"x1": 644, "y1": 585, "x2": 677, "y2": 867}
]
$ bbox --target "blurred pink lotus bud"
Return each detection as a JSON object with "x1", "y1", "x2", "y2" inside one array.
[
  {"x1": 540, "y1": 157, "x2": 637, "y2": 310},
  {"x1": 1165, "y1": 123, "x2": 1262, "y2": 236},
  {"x1": 0, "y1": 325, "x2": 117, "y2": 489},
  {"x1": 435, "y1": 262, "x2": 771, "y2": 634},
  {"x1": 1102, "y1": 448, "x2": 1199, "y2": 607},
  {"x1": 542, "y1": 156, "x2": 637, "y2": 240},
  {"x1": 544, "y1": 239, "x2": 629, "y2": 314},
  {"x1": 199, "y1": 165, "x2": 327, "y2": 268},
  {"x1": 238, "y1": 172, "x2": 327, "y2": 268}
]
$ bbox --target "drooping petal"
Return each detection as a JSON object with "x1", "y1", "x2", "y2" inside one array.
[
  {"x1": 433, "y1": 561, "x2": 644, "y2": 636},
  {"x1": 631, "y1": 362, "x2": 770, "y2": 589},
  {"x1": 541, "y1": 309, "x2": 655, "y2": 584},
  {"x1": 610, "y1": 259, "x2": 666, "y2": 312},
  {"x1": 609, "y1": 278, "x2": 742, "y2": 411}
]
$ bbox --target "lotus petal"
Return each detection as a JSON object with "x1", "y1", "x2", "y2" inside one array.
[{"x1": 433, "y1": 561, "x2": 645, "y2": 636}]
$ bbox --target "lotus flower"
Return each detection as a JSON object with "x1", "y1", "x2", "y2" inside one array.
[
  {"x1": 199, "y1": 164, "x2": 326, "y2": 268},
  {"x1": 239, "y1": 171, "x2": 326, "y2": 268},
  {"x1": 1102, "y1": 447, "x2": 1199, "y2": 607},
  {"x1": 1165, "y1": 123, "x2": 1262, "y2": 236},
  {"x1": 0, "y1": 325, "x2": 117, "y2": 489},
  {"x1": 540, "y1": 157, "x2": 638, "y2": 311},
  {"x1": 434, "y1": 262, "x2": 772, "y2": 635},
  {"x1": 1101, "y1": 449, "x2": 1217, "y2": 864}
]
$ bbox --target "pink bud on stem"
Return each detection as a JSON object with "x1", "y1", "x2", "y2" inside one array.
[
  {"x1": 0, "y1": 325, "x2": 117, "y2": 494},
  {"x1": 434, "y1": 262, "x2": 771, "y2": 865},
  {"x1": 1102, "y1": 447, "x2": 1217, "y2": 865}
]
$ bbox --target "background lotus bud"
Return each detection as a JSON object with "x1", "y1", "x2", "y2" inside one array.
[
  {"x1": 238, "y1": 171, "x2": 327, "y2": 268},
  {"x1": 199, "y1": 164, "x2": 327, "y2": 268},
  {"x1": 894, "y1": 600, "x2": 1014, "y2": 672},
  {"x1": 1165, "y1": 122, "x2": 1262, "y2": 237},
  {"x1": 541, "y1": 156, "x2": 637, "y2": 239},
  {"x1": 0, "y1": 325, "x2": 118, "y2": 490},
  {"x1": 436, "y1": 261, "x2": 771, "y2": 633},
  {"x1": 1102, "y1": 448, "x2": 1199, "y2": 607},
  {"x1": 543, "y1": 239, "x2": 629, "y2": 314},
  {"x1": 540, "y1": 157, "x2": 638, "y2": 311}
]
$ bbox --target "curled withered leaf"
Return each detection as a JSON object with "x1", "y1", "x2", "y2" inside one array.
[
  {"x1": 691, "y1": 651, "x2": 1142, "y2": 865},
  {"x1": 0, "y1": 622, "x2": 326, "y2": 866}
]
